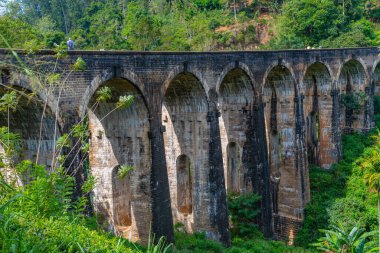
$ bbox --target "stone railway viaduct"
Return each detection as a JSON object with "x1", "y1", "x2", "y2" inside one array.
[{"x1": 1, "y1": 47, "x2": 380, "y2": 246}]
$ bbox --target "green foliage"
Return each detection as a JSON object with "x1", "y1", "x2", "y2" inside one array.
[
  {"x1": 44, "y1": 30, "x2": 66, "y2": 48},
  {"x1": 175, "y1": 231, "x2": 225, "y2": 252},
  {"x1": 0, "y1": 91, "x2": 17, "y2": 112},
  {"x1": 0, "y1": 126, "x2": 21, "y2": 160},
  {"x1": 340, "y1": 92, "x2": 368, "y2": 113},
  {"x1": 71, "y1": 57, "x2": 87, "y2": 71},
  {"x1": 56, "y1": 133, "x2": 71, "y2": 150},
  {"x1": 117, "y1": 165, "x2": 134, "y2": 179},
  {"x1": 147, "y1": 232, "x2": 173, "y2": 253},
  {"x1": 96, "y1": 86, "x2": 112, "y2": 103},
  {"x1": 311, "y1": 225, "x2": 378, "y2": 253},
  {"x1": 296, "y1": 125, "x2": 380, "y2": 248},
  {"x1": 0, "y1": 159, "x2": 141, "y2": 252},
  {"x1": 227, "y1": 192, "x2": 261, "y2": 238},
  {"x1": 117, "y1": 95, "x2": 134, "y2": 109},
  {"x1": 374, "y1": 96, "x2": 380, "y2": 115},
  {"x1": 174, "y1": 230, "x2": 314, "y2": 252},
  {"x1": 0, "y1": 16, "x2": 43, "y2": 49},
  {"x1": 271, "y1": 0, "x2": 376, "y2": 49}
]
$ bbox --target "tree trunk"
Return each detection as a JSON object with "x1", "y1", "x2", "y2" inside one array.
[{"x1": 233, "y1": 0, "x2": 237, "y2": 21}]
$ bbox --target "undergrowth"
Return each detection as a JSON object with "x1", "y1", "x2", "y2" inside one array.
[
  {"x1": 295, "y1": 97, "x2": 380, "y2": 248},
  {"x1": 0, "y1": 163, "x2": 142, "y2": 252}
]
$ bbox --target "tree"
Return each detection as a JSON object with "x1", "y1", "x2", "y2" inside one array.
[
  {"x1": 0, "y1": 16, "x2": 43, "y2": 49},
  {"x1": 123, "y1": 2, "x2": 162, "y2": 51},
  {"x1": 311, "y1": 224, "x2": 377, "y2": 253},
  {"x1": 271, "y1": 0, "x2": 374, "y2": 48}
]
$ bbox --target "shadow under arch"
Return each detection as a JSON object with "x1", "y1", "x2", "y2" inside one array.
[
  {"x1": 161, "y1": 71, "x2": 209, "y2": 234},
  {"x1": 79, "y1": 69, "x2": 149, "y2": 119},
  {"x1": 216, "y1": 62, "x2": 257, "y2": 94},
  {"x1": 303, "y1": 62, "x2": 336, "y2": 168},
  {"x1": 0, "y1": 83, "x2": 61, "y2": 171},
  {"x1": 88, "y1": 77, "x2": 151, "y2": 244},
  {"x1": 263, "y1": 64, "x2": 307, "y2": 241},
  {"x1": 161, "y1": 65, "x2": 210, "y2": 105},
  {"x1": 338, "y1": 59, "x2": 368, "y2": 130},
  {"x1": 218, "y1": 67, "x2": 255, "y2": 194}
]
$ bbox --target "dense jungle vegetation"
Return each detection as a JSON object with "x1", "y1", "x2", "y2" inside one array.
[{"x1": 0, "y1": 0, "x2": 379, "y2": 50}]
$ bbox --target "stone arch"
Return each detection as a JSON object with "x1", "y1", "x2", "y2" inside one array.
[
  {"x1": 0, "y1": 68, "x2": 61, "y2": 173},
  {"x1": 176, "y1": 154, "x2": 192, "y2": 214},
  {"x1": 263, "y1": 65, "x2": 303, "y2": 226},
  {"x1": 303, "y1": 62, "x2": 336, "y2": 168},
  {"x1": 216, "y1": 62, "x2": 257, "y2": 94},
  {"x1": 162, "y1": 65, "x2": 210, "y2": 104},
  {"x1": 338, "y1": 59, "x2": 368, "y2": 130},
  {"x1": 162, "y1": 72, "x2": 208, "y2": 234},
  {"x1": 261, "y1": 61, "x2": 298, "y2": 95},
  {"x1": 218, "y1": 67, "x2": 255, "y2": 193},
  {"x1": 79, "y1": 69, "x2": 148, "y2": 119},
  {"x1": 88, "y1": 77, "x2": 151, "y2": 243}
]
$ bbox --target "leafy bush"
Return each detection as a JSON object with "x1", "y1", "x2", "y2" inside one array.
[
  {"x1": 227, "y1": 192, "x2": 261, "y2": 238},
  {"x1": 175, "y1": 231, "x2": 225, "y2": 252},
  {"x1": 374, "y1": 96, "x2": 380, "y2": 115},
  {"x1": 340, "y1": 92, "x2": 368, "y2": 113},
  {"x1": 0, "y1": 163, "x2": 142, "y2": 252}
]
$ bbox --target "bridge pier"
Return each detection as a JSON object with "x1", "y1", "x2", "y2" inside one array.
[{"x1": 1, "y1": 47, "x2": 379, "y2": 246}]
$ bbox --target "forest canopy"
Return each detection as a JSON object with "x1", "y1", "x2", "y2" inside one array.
[{"x1": 0, "y1": 0, "x2": 379, "y2": 50}]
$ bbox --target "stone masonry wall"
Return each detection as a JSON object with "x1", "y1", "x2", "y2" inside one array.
[{"x1": 1, "y1": 47, "x2": 379, "y2": 244}]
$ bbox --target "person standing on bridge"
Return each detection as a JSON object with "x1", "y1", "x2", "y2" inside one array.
[{"x1": 67, "y1": 38, "x2": 74, "y2": 50}]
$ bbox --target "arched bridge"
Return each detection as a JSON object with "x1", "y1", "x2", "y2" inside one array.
[{"x1": 1, "y1": 47, "x2": 380, "y2": 245}]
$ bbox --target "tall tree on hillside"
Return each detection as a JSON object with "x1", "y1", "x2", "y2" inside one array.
[{"x1": 4, "y1": 0, "x2": 89, "y2": 34}]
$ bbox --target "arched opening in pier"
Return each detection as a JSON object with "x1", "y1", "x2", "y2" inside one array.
[
  {"x1": 218, "y1": 68, "x2": 254, "y2": 193},
  {"x1": 226, "y1": 142, "x2": 239, "y2": 193},
  {"x1": 112, "y1": 165, "x2": 132, "y2": 227},
  {"x1": 162, "y1": 72, "x2": 208, "y2": 233},
  {"x1": 303, "y1": 62, "x2": 333, "y2": 168},
  {"x1": 88, "y1": 77, "x2": 151, "y2": 242},
  {"x1": 176, "y1": 154, "x2": 192, "y2": 214},
  {"x1": 338, "y1": 60, "x2": 367, "y2": 131}
]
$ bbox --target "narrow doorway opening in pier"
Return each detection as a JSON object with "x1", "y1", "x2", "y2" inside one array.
[
  {"x1": 227, "y1": 142, "x2": 239, "y2": 193},
  {"x1": 176, "y1": 154, "x2": 192, "y2": 214},
  {"x1": 112, "y1": 165, "x2": 132, "y2": 228},
  {"x1": 345, "y1": 75, "x2": 354, "y2": 128}
]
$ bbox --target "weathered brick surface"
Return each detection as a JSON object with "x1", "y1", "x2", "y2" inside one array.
[{"x1": 1, "y1": 47, "x2": 380, "y2": 244}]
